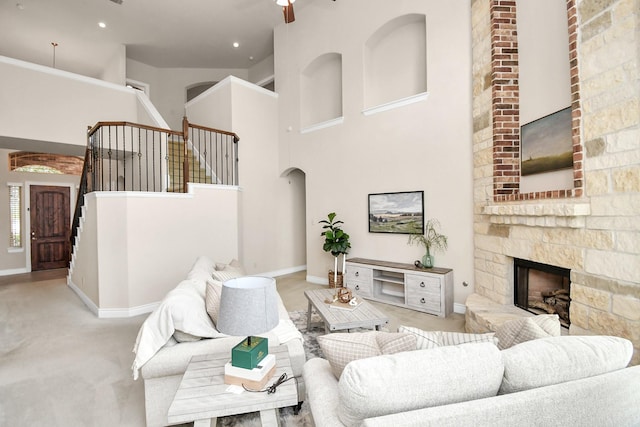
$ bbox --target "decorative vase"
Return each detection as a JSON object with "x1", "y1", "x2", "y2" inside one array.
[{"x1": 422, "y1": 253, "x2": 434, "y2": 268}]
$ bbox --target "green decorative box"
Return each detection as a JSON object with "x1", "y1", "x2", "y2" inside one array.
[{"x1": 231, "y1": 336, "x2": 268, "y2": 369}]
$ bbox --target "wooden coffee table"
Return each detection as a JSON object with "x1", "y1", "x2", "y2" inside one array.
[
  {"x1": 168, "y1": 345, "x2": 298, "y2": 427},
  {"x1": 304, "y1": 288, "x2": 389, "y2": 333}
]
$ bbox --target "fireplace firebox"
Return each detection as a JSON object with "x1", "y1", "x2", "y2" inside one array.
[{"x1": 514, "y1": 258, "x2": 571, "y2": 328}]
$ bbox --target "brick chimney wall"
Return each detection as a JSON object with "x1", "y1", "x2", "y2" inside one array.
[
  {"x1": 9, "y1": 152, "x2": 83, "y2": 176},
  {"x1": 471, "y1": 0, "x2": 640, "y2": 365}
]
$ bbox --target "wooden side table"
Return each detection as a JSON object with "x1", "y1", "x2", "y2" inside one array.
[{"x1": 168, "y1": 345, "x2": 298, "y2": 427}]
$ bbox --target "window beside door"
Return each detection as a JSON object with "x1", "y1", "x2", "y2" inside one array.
[{"x1": 8, "y1": 184, "x2": 22, "y2": 248}]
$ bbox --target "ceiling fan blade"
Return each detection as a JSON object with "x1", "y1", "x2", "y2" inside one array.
[{"x1": 283, "y1": 2, "x2": 295, "y2": 23}]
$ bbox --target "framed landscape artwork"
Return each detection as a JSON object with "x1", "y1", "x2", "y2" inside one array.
[
  {"x1": 521, "y1": 107, "x2": 574, "y2": 176},
  {"x1": 368, "y1": 191, "x2": 424, "y2": 234}
]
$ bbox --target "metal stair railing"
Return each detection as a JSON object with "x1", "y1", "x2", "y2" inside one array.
[{"x1": 70, "y1": 118, "x2": 239, "y2": 255}]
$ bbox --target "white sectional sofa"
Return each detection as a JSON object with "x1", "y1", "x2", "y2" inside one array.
[
  {"x1": 131, "y1": 256, "x2": 306, "y2": 427},
  {"x1": 304, "y1": 331, "x2": 640, "y2": 426}
]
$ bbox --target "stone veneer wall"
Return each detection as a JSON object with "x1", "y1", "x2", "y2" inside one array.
[{"x1": 471, "y1": 0, "x2": 640, "y2": 364}]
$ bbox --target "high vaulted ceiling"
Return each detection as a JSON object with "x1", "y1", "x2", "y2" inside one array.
[{"x1": 0, "y1": 0, "x2": 315, "y2": 78}]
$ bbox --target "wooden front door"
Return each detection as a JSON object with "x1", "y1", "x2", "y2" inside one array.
[{"x1": 30, "y1": 185, "x2": 70, "y2": 271}]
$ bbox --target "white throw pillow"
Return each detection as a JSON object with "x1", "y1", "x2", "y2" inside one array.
[
  {"x1": 440, "y1": 331, "x2": 498, "y2": 346},
  {"x1": 531, "y1": 313, "x2": 561, "y2": 336},
  {"x1": 214, "y1": 258, "x2": 247, "y2": 275},
  {"x1": 206, "y1": 266, "x2": 246, "y2": 325},
  {"x1": 317, "y1": 332, "x2": 416, "y2": 379},
  {"x1": 376, "y1": 332, "x2": 417, "y2": 355},
  {"x1": 211, "y1": 269, "x2": 244, "y2": 283},
  {"x1": 397, "y1": 325, "x2": 440, "y2": 349},
  {"x1": 205, "y1": 280, "x2": 223, "y2": 326},
  {"x1": 317, "y1": 332, "x2": 381, "y2": 378},
  {"x1": 398, "y1": 325, "x2": 497, "y2": 349},
  {"x1": 187, "y1": 255, "x2": 216, "y2": 277},
  {"x1": 227, "y1": 258, "x2": 246, "y2": 273},
  {"x1": 495, "y1": 315, "x2": 560, "y2": 349}
]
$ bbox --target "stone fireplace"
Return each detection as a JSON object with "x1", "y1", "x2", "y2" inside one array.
[
  {"x1": 469, "y1": 0, "x2": 639, "y2": 365},
  {"x1": 514, "y1": 258, "x2": 571, "y2": 328}
]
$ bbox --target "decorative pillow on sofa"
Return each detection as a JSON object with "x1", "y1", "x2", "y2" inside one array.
[
  {"x1": 214, "y1": 258, "x2": 247, "y2": 274},
  {"x1": 397, "y1": 326, "x2": 440, "y2": 349},
  {"x1": 188, "y1": 255, "x2": 216, "y2": 272},
  {"x1": 187, "y1": 255, "x2": 218, "y2": 281},
  {"x1": 398, "y1": 325, "x2": 497, "y2": 349},
  {"x1": 494, "y1": 314, "x2": 560, "y2": 349},
  {"x1": 440, "y1": 331, "x2": 499, "y2": 346},
  {"x1": 205, "y1": 280, "x2": 223, "y2": 326},
  {"x1": 205, "y1": 266, "x2": 246, "y2": 325},
  {"x1": 317, "y1": 332, "x2": 416, "y2": 378},
  {"x1": 499, "y1": 335, "x2": 634, "y2": 394},
  {"x1": 211, "y1": 269, "x2": 243, "y2": 282},
  {"x1": 495, "y1": 317, "x2": 550, "y2": 349}
]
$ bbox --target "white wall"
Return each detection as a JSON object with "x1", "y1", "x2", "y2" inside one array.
[
  {"x1": 186, "y1": 77, "x2": 306, "y2": 276},
  {"x1": 274, "y1": 0, "x2": 475, "y2": 307},
  {"x1": 248, "y1": 54, "x2": 275, "y2": 86},
  {"x1": 127, "y1": 59, "x2": 249, "y2": 130},
  {"x1": 0, "y1": 56, "x2": 145, "y2": 155},
  {"x1": 0, "y1": 56, "x2": 169, "y2": 274},
  {"x1": 99, "y1": 44, "x2": 127, "y2": 85},
  {"x1": 68, "y1": 185, "x2": 240, "y2": 315},
  {"x1": 516, "y1": 0, "x2": 574, "y2": 193}
]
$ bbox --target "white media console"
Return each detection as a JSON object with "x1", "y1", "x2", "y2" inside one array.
[{"x1": 345, "y1": 257, "x2": 454, "y2": 318}]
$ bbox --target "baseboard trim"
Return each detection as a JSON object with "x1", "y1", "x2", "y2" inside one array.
[
  {"x1": 67, "y1": 276, "x2": 159, "y2": 319},
  {"x1": 454, "y1": 302, "x2": 467, "y2": 314},
  {"x1": 0, "y1": 267, "x2": 29, "y2": 276},
  {"x1": 67, "y1": 277, "x2": 99, "y2": 316},
  {"x1": 261, "y1": 264, "x2": 307, "y2": 279},
  {"x1": 98, "y1": 302, "x2": 160, "y2": 319}
]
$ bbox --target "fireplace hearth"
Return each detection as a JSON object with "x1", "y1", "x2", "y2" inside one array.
[{"x1": 514, "y1": 259, "x2": 571, "y2": 328}]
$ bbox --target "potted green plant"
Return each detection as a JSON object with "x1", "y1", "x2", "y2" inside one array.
[
  {"x1": 319, "y1": 212, "x2": 351, "y2": 287},
  {"x1": 408, "y1": 218, "x2": 448, "y2": 268}
]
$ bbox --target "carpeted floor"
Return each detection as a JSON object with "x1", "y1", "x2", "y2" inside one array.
[
  {"x1": 0, "y1": 277, "x2": 147, "y2": 426},
  {"x1": 0, "y1": 275, "x2": 325, "y2": 427}
]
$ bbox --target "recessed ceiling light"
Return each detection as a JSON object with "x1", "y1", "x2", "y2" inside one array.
[
  {"x1": 98, "y1": 22, "x2": 107, "y2": 28},
  {"x1": 233, "y1": 42, "x2": 240, "y2": 48}
]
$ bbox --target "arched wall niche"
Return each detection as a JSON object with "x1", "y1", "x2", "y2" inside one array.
[
  {"x1": 364, "y1": 13, "x2": 427, "y2": 109},
  {"x1": 300, "y1": 52, "x2": 343, "y2": 130}
]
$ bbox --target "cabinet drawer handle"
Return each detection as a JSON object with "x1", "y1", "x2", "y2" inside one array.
[
  {"x1": 420, "y1": 298, "x2": 425, "y2": 304},
  {"x1": 420, "y1": 282, "x2": 425, "y2": 287},
  {"x1": 355, "y1": 272, "x2": 359, "y2": 277},
  {"x1": 355, "y1": 285, "x2": 360, "y2": 290}
]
